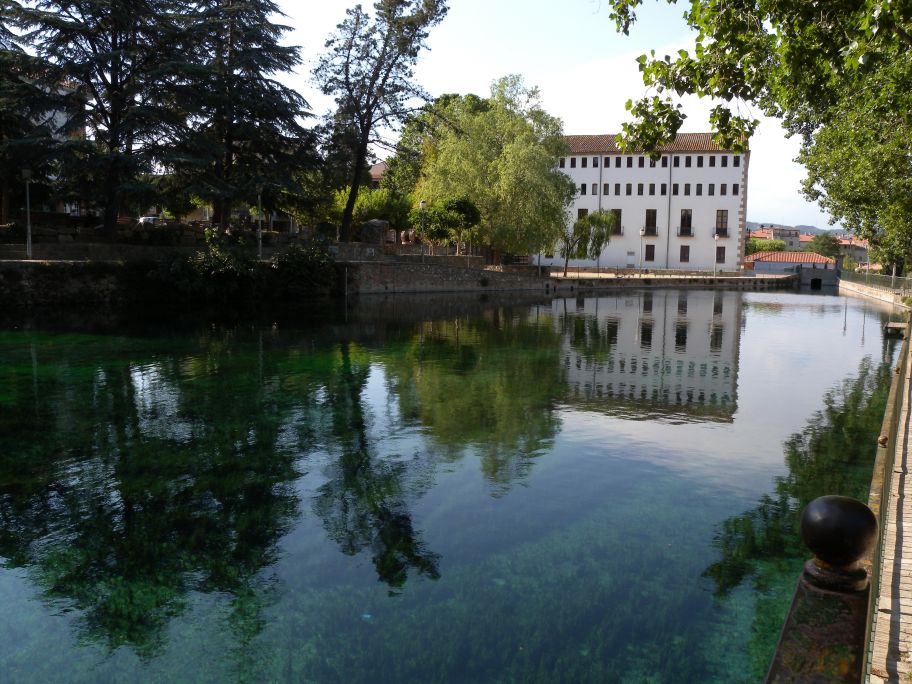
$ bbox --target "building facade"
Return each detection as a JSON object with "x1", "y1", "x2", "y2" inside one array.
[{"x1": 539, "y1": 133, "x2": 749, "y2": 272}]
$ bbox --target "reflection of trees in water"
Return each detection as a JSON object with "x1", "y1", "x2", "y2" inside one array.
[
  {"x1": 701, "y1": 357, "x2": 891, "y2": 677},
  {"x1": 0, "y1": 334, "x2": 302, "y2": 657},
  {"x1": 379, "y1": 310, "x2": 564, "y2": 494},
  {"x1": 313, "y1": 342, "x2": 440, "y2": 594}
]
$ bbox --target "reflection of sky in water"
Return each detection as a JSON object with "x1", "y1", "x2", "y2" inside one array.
[{"x1": 0, "y1": 289, "x2": 900, "y2": 683}]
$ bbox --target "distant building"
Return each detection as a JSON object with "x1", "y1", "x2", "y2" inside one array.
[
  {"x1": 744, "y1": 250, "x2": 835, "y2": 273},
  {"x1": 748, "y1": 225, "x2": 800, "y2": 250},
  {"x1": 369, "y1": 161, "x2": 388, "y2": 189},
  {"x1": 538, "y1": 133, "x2": 749, "y2": 272}
]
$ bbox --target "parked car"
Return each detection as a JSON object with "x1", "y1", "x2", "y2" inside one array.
[{"x1": 137, "y1": 216, "x2": 163, "y2": 227}]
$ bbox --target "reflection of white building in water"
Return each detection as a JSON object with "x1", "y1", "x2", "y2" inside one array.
[{"x1": 553, "y1": 290, "x2": 742, "y2": 421}]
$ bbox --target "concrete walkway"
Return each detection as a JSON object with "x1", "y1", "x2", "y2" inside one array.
[{"x1": 870, "y1": 344, "x2": 912, "y2": 683}]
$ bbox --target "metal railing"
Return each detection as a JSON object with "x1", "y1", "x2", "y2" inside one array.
[
  {"x1": 840, "y1": 269, "x2": 912, "y2": 296},
  {"x1": 714, "y1": 228, "x2": 730, "y2": 238},
  {"x1": 676, "y1": 226, "x2": 693, "y2": 237},
  {"x1": 642, "y1": 226, "x2": 658, "y2": 237}
]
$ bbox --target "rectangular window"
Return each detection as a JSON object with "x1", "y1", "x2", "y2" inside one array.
[
  {"x1": 733, "y1": 183, "x2": 739, "y2": 195},
  {"x1": 721, "y1": 156, "x2": 728, "y2": 168},
  {"x1": 675, "y1": 323, "x2": 688, "y2": 352},
  {"x1": 578, "y1": 208, "x2": 589, "y2": 219},
  {"x1": 649, "y1": 183, "x2": 655, "y2": 196},
  {"x1": 591, "y1": 183, "x2": 597, "y2": 195},
  {"x1": 592, "y1": 156, "x2": 598, "y2": 168},
  {"x1": 611, "y1": 209, "x2": 622, "y2": 234},
  {"x1": 696, "y1": 183, "x2": 702, "y2": 196},
  {"x1": 643, "y1": 292, "x2": 653, "y2": 313},
  {"x1": 697, "y1": 156, "x2": 703, "y2": 168},
  {"x1": 713, "y1": 293, "x2": 723, "y2": 315},
  {"x1": 715, "y1": 209, "x2": 728, "y2": 231},
  {"x1": 559, "y1": 158, "x2": 565, "y2": 168},
  {"x1": 680, "y1": 245, "x2": 690, "y2": 263},
  {"x1": 614, "y1": 183, "x2": 621, "y2": 195},
  {"x1": 603, "y1": 183, "x2": 610, "y2": 195},
  {"x1": 645, "y1": 209, "x2": 657, "y2": 230},
  {"x1": 721, "y1": 184, "x2": 727, "y2": 196},
  {"x1": 674, "y1": 156, "x2": 680, "y2": 168},
  {"x1": 716, "y1": 245, "x2": 726, "y2": 264},
  {"x1": 709, "y1": 156, "x2": 716, "y2": 168},
  {"x1": 604, "y1": 157, "x2": 610, "y2": 166},
  {"x1": 662, "y1": 156, "x2": 668, "y2": 168},
  {"x1": 685, "y1": 156, "x2": 692, "y2": 168},
  {"x1": 649, "y1": 159, "x2": 656, "y2": 168},
  {"x1": 626, "y1": 183, "x2": 632, "y2": 196},
  {"x1": 684, "y1": 183, "x2": 691, "y2": 196},
  {"x1": 638, "y1": 157, "x2": 645, "y2": 168},
  {"x1": 570, "y1": 157, "x2": 576, "y2": 168},
  {"x1": 580, "y1": 183, "x2": 586, "y2": 195},
  {"x1": 581, "y1": 157, "x2": 588, "y2": 168},
  {"x1": 640, "y1": 322, "x2": 653, "y2": 349},
  {"x1": 615, "y1": 157, "x2": 621, "y2": 168},
  {"x1": 733, "y1": 155, "x2": 740, "y2": 167},
  {"x1": 680, "y1": 209, "x2": 692, "y2": 229},
  {"x1": 661, "y1": 183, "x2": 667, "y2": 196},
  {"x1": 672, "y1": 183, "x2": 679, "y2": 195},
  {"x1": 645, "y1": 244, "x2": 655, "y2": 262},
  {"x1": 710, "y1": 324, "x2": 724, "y2": 352},
  {"x1": 708, "y1": 183, "x2": 715, "y2": 196},
  {"x1": 637, "y1": 183, "x2": 644, "y2": 196},
  {"x1": 627, "y1": 157, "x2": 633, "y2": 168}
]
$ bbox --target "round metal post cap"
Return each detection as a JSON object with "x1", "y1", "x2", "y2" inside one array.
[{"x1": 801, "y1": 495, "x2": 877, "y2": 567}]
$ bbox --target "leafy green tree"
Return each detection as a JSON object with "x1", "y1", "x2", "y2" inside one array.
[
  {"x1": 18, "y1": 0, "x2": 183, "y2": 232},
  {"x1": 417, "y1": 76, "x2": 577, "y2": 256},
  {"x1": 807, "y1": 232, "x2": 841, "y2": 259},
  {"x1": 745, "y1": 238, "x2": 786, "y2": 256},
  {"x1": 313, "y1": 0, "x2": 448, "y2": 242},
  {"x1": 353, "y1": 187, "x2": 412, "y2": 236},
  {"x1": 0, "y1": 1, "x2": 59, "y2": 224},
  {"x1": 170, "y1": 0, "x2": 312, "y2": 231},
  {"x1": 606, "y1": 0, "x2": 912, "y2": 259},
  {"x1": 557, "y1": 210, "x2": 616, "y2": 277}
]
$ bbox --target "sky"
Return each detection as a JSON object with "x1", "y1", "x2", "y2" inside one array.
[{"x1": 277, "y1": 0, "x2": 834, "y2": 230}]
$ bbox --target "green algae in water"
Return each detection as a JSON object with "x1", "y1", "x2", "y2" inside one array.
[{"x1": 0, "y1": 291, "x2": 898, "y2": 682}]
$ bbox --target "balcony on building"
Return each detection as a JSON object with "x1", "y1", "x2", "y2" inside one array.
[
  {"x1": 643, "y1": 226, "x2": 658, "y2": 237},
  {"x1": 677, "y1": 226, "x2": 693, "y2": 237}
]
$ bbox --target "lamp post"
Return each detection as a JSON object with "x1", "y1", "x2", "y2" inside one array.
[
  {"x1": 713, "y1": 232, "x2": 719, "y2": 277},
  {"x1": 256, "y1": 184, "x2": 263, "y2": 259},
  {"x1": 22, "y1": 169, "x2": 32, "y2": 259},
  {"x1": 419, "y1": 199, "x2": 426, "y2": 261},
  {"x1": 639, "y1": 227, "x2": 645, "y2": 274}
]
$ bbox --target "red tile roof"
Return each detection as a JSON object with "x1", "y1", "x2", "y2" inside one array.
[
  {"x1": 564, "y1": 132, "x2": 744, "y2": 154},
  {"x1": 744, "y1": 251, "x2": 835, "y2": 265},
  {"x1": 369, "y1": 161, "x2": 388, "y2": 180},
  {"x1": 748, "y1": 229, "x2": 774, "y2": 240}
]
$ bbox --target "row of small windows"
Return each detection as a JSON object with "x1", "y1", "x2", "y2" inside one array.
[
  {"x1": 579, "y1": 182, "x2": 740, "y2": 197},
  {"x1": 641, "y1": 244, "x2": 726, "y2": 264},
  {"x1": 560, "y1": 154, "x2": 740, "y2": 169},
  {"x1": 578, "y1": 208, "x2": 730, "y2": 235}
]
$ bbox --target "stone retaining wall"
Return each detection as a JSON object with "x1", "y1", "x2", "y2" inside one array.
[{"x1": 343, "y1": 261, "x2": 550, "y2": 295}]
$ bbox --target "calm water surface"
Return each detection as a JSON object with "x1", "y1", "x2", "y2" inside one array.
[{"x1": 0, "y1": 290, "x2": 900, "y2": 683}]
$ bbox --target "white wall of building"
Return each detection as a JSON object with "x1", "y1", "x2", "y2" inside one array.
[{"x1": 540, "y1": 147, "x2": 749, "y2": 272}]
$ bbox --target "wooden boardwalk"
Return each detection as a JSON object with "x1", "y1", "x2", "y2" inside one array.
[{"x1": 870, "y1": 351, "x2": 912, "y2": 683}]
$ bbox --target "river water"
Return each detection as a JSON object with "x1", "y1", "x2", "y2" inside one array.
[{"x1": 0, "y1": 289, "x2": 900, "y2": 682}]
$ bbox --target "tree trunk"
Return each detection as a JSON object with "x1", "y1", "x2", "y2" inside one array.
[
  {"x1": 0, "y1": 181, "x2": 9, "y2": 225},
  {"x1": 340, "y1": 130, "x2": 371, "y2": 242}
]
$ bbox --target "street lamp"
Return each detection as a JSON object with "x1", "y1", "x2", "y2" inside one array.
[
  {"x1": 22, "y1": 169, "x2": 32, "y2": 259},
  {"x1": 256, "y1": 184, "x2": 264, "y2": 259},
  {"x1": 419, "y1": 200, "x2": 426, "y2": 260},
  {"x1": 639, "y1": 227, "x2": 645, "y2": 274},
  {"x1": 713, "y1": 232, "x2": 719, "y2": 277}
]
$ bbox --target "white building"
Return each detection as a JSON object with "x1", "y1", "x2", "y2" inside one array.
[{"x1": 539, "y1": 133, "x2": 749, "y2": 272}]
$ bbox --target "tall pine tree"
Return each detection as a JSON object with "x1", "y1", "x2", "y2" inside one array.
[
  {"x1": 170, "y1": 0, "x2": 311, "y2": 231},
  {"x1": 0, "y1": 1, "x2": 59, "y2": 224}
]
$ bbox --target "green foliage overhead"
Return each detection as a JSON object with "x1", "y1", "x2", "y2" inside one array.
[
  {"x1": 607, "y1": 0, "x2": 912, "y2": 257},
  {"x1": 416, "y1": 76, "x2": 576, "y2": 255}
]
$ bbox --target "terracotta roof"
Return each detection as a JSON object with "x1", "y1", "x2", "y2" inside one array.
[
  {"x1": 748, "y1": 229, "x2": 774, "y2": 240},
  {"x1": 369, "y1": 161, "x2": 388, "y2": 180},
  {"x1": 564, "y1": 132, "x2": 744, "y2": 154},
  {"x1": 744, "y1": 251, "x2": 835, "y2": 264},
  {"x1": 798, "y1": 234, "x2": 814, "y2": 242}
]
